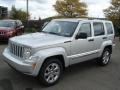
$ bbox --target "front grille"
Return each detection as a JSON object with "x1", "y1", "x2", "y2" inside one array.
[
  {"x1": 0, "y1": 32, "x2": 5, "y2": 35},
  {"x1": 9, "y1": 42, "x2": 25, "y2": 58}
]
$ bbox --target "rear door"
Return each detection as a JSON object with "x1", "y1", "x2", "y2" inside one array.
[{"x1": 93, "y1": 21, "x2": 107, "y2": 52}]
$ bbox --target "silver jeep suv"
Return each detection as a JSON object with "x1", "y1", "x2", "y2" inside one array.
[{"x1": 3, "y1": 19, "x2": 115, "y2": 86}]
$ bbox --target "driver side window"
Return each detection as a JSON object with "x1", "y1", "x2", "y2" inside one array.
[{"x1": 78, "y1": 23, "x2": 91, "y2": 37}]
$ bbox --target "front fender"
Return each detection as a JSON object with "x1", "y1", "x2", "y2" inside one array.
[{"x1": 32, "y1": 47, "x2": 69, "y2": 76}]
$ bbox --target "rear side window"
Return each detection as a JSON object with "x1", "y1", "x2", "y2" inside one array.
[
  {"x1": 93, "y1": 22, "x2": 105, "y2": 36},
  {"x1": 105, "y1": 23, "x2": 113, "y2": 34},
  {"x1": 79, "y1": 23, "x2": 91, "y2": 37}
]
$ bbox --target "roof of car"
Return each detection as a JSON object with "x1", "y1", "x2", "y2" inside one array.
[{"x1": 53, "y1": 18, "x2": 111, "y2": 22}]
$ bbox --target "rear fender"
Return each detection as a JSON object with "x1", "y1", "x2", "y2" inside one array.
[{"x1": 98, "y1": 40, "x2": 112, "y2": 57}]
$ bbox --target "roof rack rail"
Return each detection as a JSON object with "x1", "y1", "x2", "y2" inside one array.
[{"x1": 88, "y1": 18, "x2": 106, "y2": 20}]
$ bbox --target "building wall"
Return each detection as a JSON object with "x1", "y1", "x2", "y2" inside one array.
[{"x1": 0, "y1": 6, "x2": 8, "y2": 19}]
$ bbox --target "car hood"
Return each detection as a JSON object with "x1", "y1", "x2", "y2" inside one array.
[
  {"x1": 10, "y1": 32, "x2": 71, "y2": 48},
  {"x1": 0, "y1": 27, "x2": 13, "y2": 31}
]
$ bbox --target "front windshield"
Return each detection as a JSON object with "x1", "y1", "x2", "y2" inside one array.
[
  {"x1": 42, "y1": 21, "x2": 78, "y2": 37},
  {"x1": 0, "y1": 21, "x2": 15, "y2": 28}
]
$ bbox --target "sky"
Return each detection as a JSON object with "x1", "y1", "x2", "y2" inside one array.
[{"x1": 0, "y1": 0, "x2": 111, "y2": 19}]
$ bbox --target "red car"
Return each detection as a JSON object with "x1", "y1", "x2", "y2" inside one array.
[{"x1": 0, "y1": 20, "x2": 24, "y2": 41}]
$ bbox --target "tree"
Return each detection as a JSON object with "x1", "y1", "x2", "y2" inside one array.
[
  {"x1": 104, "y1": 0, "x2": 120, "y2": 35},
  {"x1": 10, "y1": 6, "x2": 29, "y2": 21},
  {"x1": 54, "y1": 0, "x2": 88, "y2": 18}
]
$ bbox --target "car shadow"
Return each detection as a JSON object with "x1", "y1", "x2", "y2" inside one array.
[
  {"x1": 0, "y1": 41, "x2": 8, "y2": 45},
  {"x1": 63, "y1": 59, "x2": 99, "y2": 76}
]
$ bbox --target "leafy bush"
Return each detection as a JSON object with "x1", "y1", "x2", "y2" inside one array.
[{"x1": 25, "y1": 28, "x2": 38, "y2": 33}]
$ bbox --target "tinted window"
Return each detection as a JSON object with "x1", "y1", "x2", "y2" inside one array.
[
  {"x1": 105, "y1": 23, "x2": 113, "y2": 34},
  {"x1": 93, "y1": 22, "x2": 105, "y2": 36},
  {"x1": 79, "y1": 23, "x2": 91, "y2": 37}
]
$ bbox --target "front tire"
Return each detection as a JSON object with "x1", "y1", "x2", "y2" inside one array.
[
  {"x1": 96, "y1": 48, "x2": 111, "y2": 66},
  {"x1": 39, "y1": 58, "x2": 63, "y2": 86}
]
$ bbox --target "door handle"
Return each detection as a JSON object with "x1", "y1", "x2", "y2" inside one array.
[
  {"x1": 103, "y1": 37, "x2": 107, "y2": 39},
  {"x1": 88, "y1": 38, "x2": 94, "y2": 42}
]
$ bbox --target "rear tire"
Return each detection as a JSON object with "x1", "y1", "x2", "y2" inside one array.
[
  {"x1": 96, "y1": 48, "x2": 111, "y2": 66},
  {"x1": 38, "y1": 58, "x2": 63, "y2": 86}
]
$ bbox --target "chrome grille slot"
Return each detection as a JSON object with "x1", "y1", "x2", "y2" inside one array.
[
  {"x1": 0, "y1": 32, "x2": 5, "y2": 35},
  {"x1": 9, "y1": 42, "x2": 25, "y2": 58}
]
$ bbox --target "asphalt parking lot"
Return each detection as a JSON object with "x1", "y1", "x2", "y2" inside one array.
[{"x1": 0, "y1": 38, "x2": 120, "y2": 90}]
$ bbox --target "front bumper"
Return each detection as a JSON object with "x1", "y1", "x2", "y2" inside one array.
[
  {"x1": 3, "y1": 48, "x2": 37, "y2": 76},
  {"x1": 0, "y1": 35, "x2": 9, "y2": 41},
  {"x1": 0, "y1": 34, "x2": 12, "y2": 41}
]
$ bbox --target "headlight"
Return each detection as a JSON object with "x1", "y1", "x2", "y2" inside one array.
[
  {"x1": 6, "y1": 31, "x2": 13, "y2": 35},
  {"x1": 23, "y1": 48, "x2": 31, "y2": 59}
]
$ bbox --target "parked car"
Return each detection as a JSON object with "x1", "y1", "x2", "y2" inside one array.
[
  {"x1": 3, "y1": 19, "x2": 115, "y2": 86},
  {"x1": 0, "y1": 20, "x2": 24, "y2": 41}
]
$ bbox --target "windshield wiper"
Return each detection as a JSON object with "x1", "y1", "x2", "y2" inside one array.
[
  {"x1": 48, "y1": 32, "x2": 63, "y2": 36},
  {"x1": 48, "y1": 32, "x2": 58, "y2": 35},
  {"x1": 41, "y1": 31, "x2": 57, "y2": 35},
  {"x1": 41, "y1": 31, "x2": 63, "y2": 36}
]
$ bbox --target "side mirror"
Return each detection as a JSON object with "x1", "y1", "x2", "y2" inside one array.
[{"x1": 76, "y1": 32, "x2": 87, "y2": 39}]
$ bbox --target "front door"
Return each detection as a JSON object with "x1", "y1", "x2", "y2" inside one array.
[{"x1": 70, "y1": 22, "x2": 96, "y2": 65}]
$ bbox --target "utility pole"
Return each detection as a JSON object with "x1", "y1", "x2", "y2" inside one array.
[{"x1": 26, "y1": 0, "x2": 29, "y2": 28}]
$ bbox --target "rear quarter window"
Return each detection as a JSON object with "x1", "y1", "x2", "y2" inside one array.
[{"x1": 105, "y1": 23, "x2": 113, "y2": 34}]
